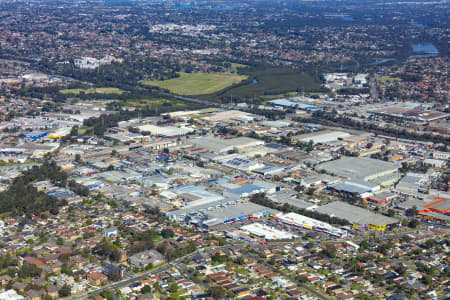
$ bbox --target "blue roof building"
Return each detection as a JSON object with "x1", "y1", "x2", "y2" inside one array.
[{"x1": 23, "y1": 132, "x2": 48, "y2": 140}]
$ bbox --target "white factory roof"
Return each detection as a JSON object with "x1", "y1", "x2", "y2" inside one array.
[
  {"x1": 138, "y1": 124, "x2": 194, "y2": 137},
  {"x1": 189, "y1": 136, "x2": 264, "y2": 153},
  {"x1": 241, "y1": 223, "x2": 296, "y2": 240},
  {"x1": 295, "y1": 130, "x2": 351, "y2": 144}
]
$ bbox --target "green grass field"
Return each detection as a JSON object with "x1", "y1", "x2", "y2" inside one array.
[
  {"x1": 60, "y1": 87, "x2": 124, "y2": 95},
  {"x1": 140, "y1": 72, "x2": 248, "y2": 95},
  {"x1": 378, "y1": 77, "x2": 402, "y2": 83}
]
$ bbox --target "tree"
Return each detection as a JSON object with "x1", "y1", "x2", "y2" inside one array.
[
  {"x1": 184, "y1": 241, "x2": 197, "y2": 254},
  {"x1": 142, "y1": 284, "x2": 151, "y2": 294},
  {"x1": 101, "y1": 290, "x2": 115, "y2": 300},
  {"x1": 209, "y1": 286, "x2": 226, "y2": 299},
  {"x1": 394, "y1": 263, "x2": 407, "y2": 276},
  {"x1": 211, "y1": 252, "x2": 226, "y2": 263},
  {"x1": 401, "y1": 219, "x2": 409, "y2": 227},
  {"x1": 320, "y1": 244, "x2": 337, "y2": 259},
  {"x1": 107, "y1": 268, "x2": 122, "y2": 281},
  {"x1": 217, "y1": 237, "x2": 226, "y2": 246},
  {"x1": 377, "y1": 240, "x2": 395, "y2": 255},
  {"x1": 59, "y1": 284, "x2": 71, "y2": 297},
  {"x1": 401, "y1": 235, "x2": 412, "y2": 243},
  {"x1": 128, "y1": 229, "x2": 157, "y2": 255},
  {"x1": 421, "y1": 275, "x2": 432, "y2": 285},
  {"x1": 359, "y1": 240, "x2": 369, "y2": 251},
  {"x1": 234, "y1": 256, "x2": 245, "y2": 265},
  {"x1": 19, "y1": 264, "x2": 42, "y2": 278},
  {"x1": 161, "y1": 228, "x2": 174, "y2": 238},
  {"x1": 169, "y1": 283, "x2": 179, "y2": 293},
  {"x1": 424, "y1": 239, "x2": 435, "y2": 249},
  {"x1": 408, "y1": 219, "x2": 420, "y2": 228},
  {"x1": 0, "y1": 160, "x2": 68, "y2": 216},
  {"x1": 296, "y1": 275, "x2": 308, "y2": 283},
  {"x1": 305, "y1": 242, "x2": 315, "y2": 249},
  {"x1": 387, "y1": 209, "x2": 396, "y2": 217},
  {"x1": 153, "y1": 282, "x2": 162, "y2": 292}
]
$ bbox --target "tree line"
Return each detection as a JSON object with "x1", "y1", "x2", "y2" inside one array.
[{"x1": 0, "y1": 161, "x2": 68, "y2": 217}]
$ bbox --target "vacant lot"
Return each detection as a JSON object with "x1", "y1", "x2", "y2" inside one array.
[
  {"x1": 60, "y1": 87, "x2": 124, "y2": 95},
  {"x1": 140, "y1": 72, "x2": 247, "y2": 95}
]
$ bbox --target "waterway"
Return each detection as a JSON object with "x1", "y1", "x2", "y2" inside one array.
[
  {"x1": 409, "y1": 43, "x2": 439, "y2": 58},
  {"x1": 368, "y1": 58, "x2": 396, "y2": 65}
]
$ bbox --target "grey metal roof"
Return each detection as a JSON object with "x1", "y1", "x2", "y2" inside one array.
[
  {"x1": 315, "y1": 201, "x2": 399, "y2": 226},
  {"x1": 316, "y1": 157, "x2": 399, "y2": 181}
]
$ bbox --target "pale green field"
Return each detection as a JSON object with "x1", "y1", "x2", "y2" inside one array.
[
  {"x1": 60, "y1": 87, "x2": 124, "y2": 95},
  {"x1": 378, "y1": 77, "x2": 402, "y2": 83},
  {"x1": 140, "y1": 72, "x2": 248, "y2": 95}
]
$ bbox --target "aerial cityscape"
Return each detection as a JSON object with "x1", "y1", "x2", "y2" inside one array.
[{"x1": 0, "y1": 0, "x2": 448, "y2": 299}]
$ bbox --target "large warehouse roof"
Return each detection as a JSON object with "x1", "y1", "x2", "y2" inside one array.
[
  {"x1": 205, "y1": 202, "x2": 272, "y2": 225},
  {"x1": 329, "y1": 179, "x2": 379, "y2": 195},
  {"x1": 268, "y1": 99, "x2": 318, "y2": 111},
  {"x1": 241, "y1": 223, "x2": 296, "y2": 240},
  {"x1": 138, "y1": 124, "x2": 194, "y2": 137},
  {"x1": 315, "y1": 201, "x2": 398, "y2": 226},
  {"x1": 189, "y1": 136, "x2": 264, "y2": 153},
  {"x1": 201, "y1": 110, "x2": 257, "y2": 123},
  {"x1": 293, "y1": 130, "x2": 351, "y2": 144},
  {"x1": 170, "y1": 185, "x2": 224, "y2": 207},
  {"x1": 278, "y1": 212, "x2": 347, "y2": 237},
  {"x1": 316, "y1": 157, "x2": 399, "y2": 181}
]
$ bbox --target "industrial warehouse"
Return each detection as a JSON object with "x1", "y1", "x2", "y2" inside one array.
[
  {"x1": 328, "y1": 179, "x2": 381, "y2": 198},
  {"x1": 316, "y1": 157, "x2": 400, "y2": 183},
  {"x1": 188, "y1": 136, "x2": 264, "y2": 154},
  {"x1": 277, "y1": 212, "x2": 348, "y2": 238},
  {"x1": 417, "y1": 197, "x2": 450, "y2": 222},
  {"x1": 292, "y1": 130, "x2": 351, "y2": 145},
  {"x1": 315, "y1": 201, "x2": 399, "y2": 231},
  {"x1": 239, "y1": 223, "x2": 297, "y2": 240},
  {"x1": 0, "y1": 0, "x2": 449, "y2": 296}
]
